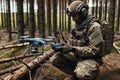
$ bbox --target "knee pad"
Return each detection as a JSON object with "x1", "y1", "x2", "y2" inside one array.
[
  {"x1": 74, "y1": 59, "x2": 100, "y2": 80},
  {"x1": 75, "y1": 69, "x2": 99, "y2": 80}
]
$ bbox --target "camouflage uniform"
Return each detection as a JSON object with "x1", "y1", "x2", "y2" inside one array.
[
  {"x1": 71, "y1": 19, "x2": 103, "y2": 80},
  {"x1": 50, "y1": 1, "x2": 104, "y2": 80}
]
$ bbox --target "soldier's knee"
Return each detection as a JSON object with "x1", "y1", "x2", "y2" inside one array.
[
  {"x1": 74, "y1": 60, "x2": 100, "y2": 80},
  {"x1": 75, "y1": 68, "x2": 99, "y2": 80}
]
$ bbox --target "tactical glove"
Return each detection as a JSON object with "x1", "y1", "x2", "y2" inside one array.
[
  {"x1": 61, "y1": 45, "x2": 75, "y2": 52},
  {"x1": 51, "y1": 42, "x2": 65, "y2": 51},
  {"x1": 54, "y1": 45, "x2": 75, "y2": 53}
]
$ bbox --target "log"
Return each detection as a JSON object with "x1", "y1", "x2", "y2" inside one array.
[
  {"x1": 0, "y1": 43, "x2": 29, "y2": 50},
  {"x1": 4, "y1": 50, "x2": 55, "y2": 80},
  {"x1": 0, "y1": 53, "x2": 42, "y2": 64},
  {"x1": 113, "y1": 42, "x2": 120, "y2": 54},
  {"x1": 0, "y1": 65, "x2": 23, "y2": 75},
  {"x1": 4, "y1": 30, "x2": 18, "y2": 34},
  {"x1": 32, "y1": 63, "x2": 70, "y2": 80}
]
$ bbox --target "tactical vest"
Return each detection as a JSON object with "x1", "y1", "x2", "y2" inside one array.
[
  {"x1": 68, "y1": 15, "x2": 94, "y2": 47},
  {"x1": 69, "y1": 18, "x2": 112, "y2": 57},
  {"x1": 68, "y1": 22, "x2": 104, "y2": 58},
  {"x1": 69, "y1": 28, "x2": 89, "y2": 47}
]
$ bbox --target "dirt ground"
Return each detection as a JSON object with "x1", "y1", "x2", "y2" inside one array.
[
  {"x1": 99, "y1": 54, "x2": 120, "y2": 80},
  {"x1": 0, "y1": 29, "x2": 120, "y2": 80},
  {"x1": 0, "y1": 30, "x2": 18, "y2": 46}
]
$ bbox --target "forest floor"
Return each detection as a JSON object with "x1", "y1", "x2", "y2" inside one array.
[{"x1": 0, "y1": 29, "x2": 120, "y2": 80}]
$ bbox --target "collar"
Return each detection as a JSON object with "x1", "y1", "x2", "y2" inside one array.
[{"x1": 75, "y1": 14, "x2": 95, "y2": 30}]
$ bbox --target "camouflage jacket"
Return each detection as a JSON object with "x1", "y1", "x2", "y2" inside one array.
[{"x1": 68, "y1": 19, "x2": 104, "y2": 58}]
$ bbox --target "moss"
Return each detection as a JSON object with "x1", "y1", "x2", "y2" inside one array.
[
  {"x1": 0, "y1": 64, "x2": 6, "y2": 70},
  {"x1": 3, "y1": 46, "x2": 27, "y2": 58},
  {"x1": 111, "y1": 47, "x2": 118, "y2": 54},
  {"x1": 113, "y1": 68, "x2": 120, "y2": 74},
  {"x1": 0, "y1": 62, "x2": 12, "y2": 70},
  {"x1": 111, "y1": 42, "x2": 120, "y2": 54},
  {"x1": 0, "y1": 46, "x2": 28, "y2": 70},
  {"x1": 37, "y1": 45, "x2": 51, "y2": 53},
  {"x1": 0, "y1": 51, "x2": 4, "y2": 56},
  {"x1": 116, "y1": 42, "x2": 120, "y2": 47}
]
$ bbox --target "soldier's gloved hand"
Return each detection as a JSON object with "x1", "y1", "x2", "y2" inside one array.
[
  {"x1": 60, "y1": 45, "x2": 76, "y2": 53},
  {"x1": 51, "y1": 42, "x2": 65, "y2": 51},
  {"x1": 53, "y1": 46, "x2": 65, "y2": 52}
]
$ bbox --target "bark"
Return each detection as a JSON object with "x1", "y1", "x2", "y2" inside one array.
[
  {"x1": 119, "y1": 0, "x2": 120, "y2": 30},
  {"x1": 62, "y1": 0, "x2": 64, "y2": 30},
  {"x1": 16, "y1": 0, "x2": 24, "y2": 38},
  {"x1": 4, "y1": 50, "x2": 55, "y2": 80},
  {"x1": 64, "y1": 0, "x2": 67, "y2": 31},
  {"x1": 116, "y1": 0, "x2": 120, "y2": 33},
  {"x1": 47, "y1": 0, "x2": 52, "y2": 36},
  {"x1": 32, "y1": 63, "x2": 70, "y2": 80},
  {"x1": 99, "y1": 0, "x2": 102, "y2": 21},
  {"x1": 12, "y1": 0, "x2": 16, "y2": 29},
  {"x1": 29, "y1": 0, "x2": 35, "y2": 37},
  {"x1": 95, "y1": 0, "x2": 98, "y2": 18},
  {"x1": 7, "y1": 0, "x2": 12, "y2": 41},
  {"x1": 0, "y1": 53, "x2": 41, "y2": 64},
  {"x1": 0, "y1": 65, "x2": 23, "y2": 75},
  {"x1": 104, "y1": 0, "x2": 108, "y2": 20},
  {"x1": 1, "y1": 0, "x2": 4, "y2": 28},
  {"x1": 0, "y1": 43, "x2": 28, "y2": 50},
  {"x1": 109, "y1": 0, "x2": 116, "y2": 47},
  {"x1": 38, "y1": 0, "x2": 45, "y2": 38},
  {"x1": 59, "y1": 0, "x2": 61, "y2": 30},
  {"x1": 3, "y1": 0, "x2": 7, "y2": 28},
  {"x1": 68, "y1": 0, "x2": 72, "y2": 33},
  {"x1": 53, "y1": 0, "x2": 57, "y2": 31},
  {"x1": 92, "y1": 0, "x2": 95, "y2": 15},
  {"x1": 26, "y1": 0, "x2": 29, "y2": 26}
]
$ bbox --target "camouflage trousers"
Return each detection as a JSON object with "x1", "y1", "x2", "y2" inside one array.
[{"x1": 50, "y1": 52, "x2": 101, "y2": 80}]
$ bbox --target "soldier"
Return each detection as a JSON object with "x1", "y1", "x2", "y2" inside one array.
[{"x1": 50, "y1": 0, "x2": 104, "y2": 80}]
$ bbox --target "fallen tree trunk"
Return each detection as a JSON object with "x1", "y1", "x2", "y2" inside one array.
[
  {"x1": 113, "y1": 42, "x2": 120, "y2": 54},
  {"x1": 0, "y1": 53, "x2": 42, "y2": 64},
  {"x1": 4, "y1": 30, "x2": 18, "y2": 34},
  {"x1": 4, "y1": 50, "x2": 55, "y2": 80},
  {"x1": 0, "y1": 43, "x2": 29, "y2": 50},
  {"x1": 0, "y1": 65, "x2": 23, "y2": 75},
  {"x1": 32, "y1": 63, "x2": 70, "y2": 80}
]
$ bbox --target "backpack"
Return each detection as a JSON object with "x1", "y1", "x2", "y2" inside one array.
[
  {"x1": 89, "y1": 20, "x2": 112, "y2": 56},
  {"x1": 74, "y1": 15, "x2": 112, "y2": 56},
  {"x1": 100, "y1": 21, "x2": 112, "y2": 56},
  {"x1": 85, "y1": 17, "x2": 112, "y2": 56}
]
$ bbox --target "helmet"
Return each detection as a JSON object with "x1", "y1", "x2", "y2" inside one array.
[{"x1": 66, "y1": 1, "x2": 88, "y2": 17}]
